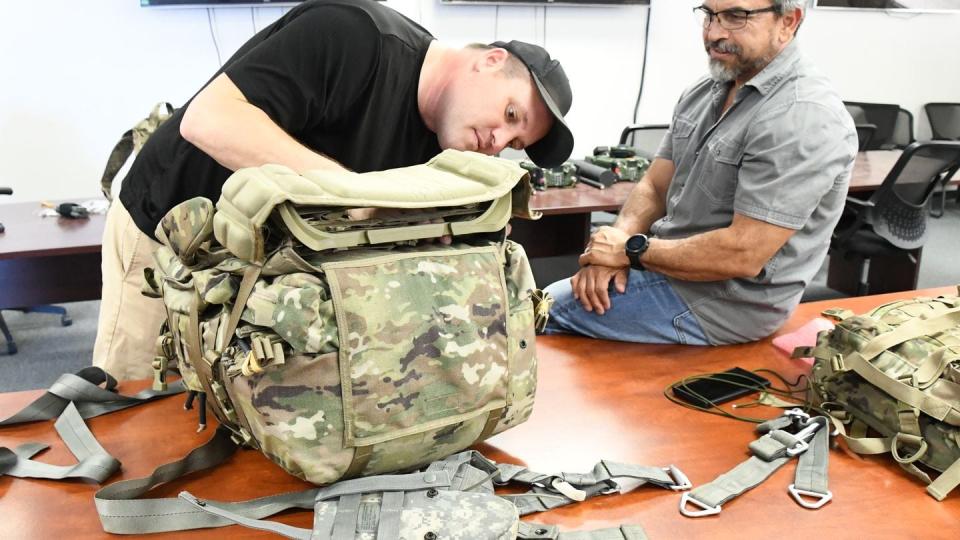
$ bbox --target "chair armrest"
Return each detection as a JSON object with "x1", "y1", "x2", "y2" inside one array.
[{"x1": 844, "y1": 196, "x2": 875, "y2": 208}]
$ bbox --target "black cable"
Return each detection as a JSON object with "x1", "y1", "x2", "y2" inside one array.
[
  {"x1": 631, "y1": 3, "x2": 653, "y2": 124},
  {"x1": 663, "y1": 369, "x2": 823, "y2": 424},
  {"x1": 250, "y1": 7, "x2": 257, "y2": 34},
  {"x1": 207, "y1": 8, "x2": 223, "y2": 67}
]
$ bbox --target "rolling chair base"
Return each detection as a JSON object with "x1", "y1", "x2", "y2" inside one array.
[{"x1": 0, "y1": 306, "x2": 72, "y2": 355}]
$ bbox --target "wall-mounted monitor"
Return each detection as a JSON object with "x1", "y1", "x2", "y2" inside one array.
[
  {"x1": 441, "y1": 1, "x2": 648, "y2": 5},
  {"x1": 814, "y1": 0, "x2": 960, "y2": 12}
]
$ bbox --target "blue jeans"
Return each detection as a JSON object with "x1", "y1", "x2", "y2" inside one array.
[{"x1": 542, "y1": 270, "x2": 710, "y2": 345}]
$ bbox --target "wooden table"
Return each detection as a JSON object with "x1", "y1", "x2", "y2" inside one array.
[
  {"x1": 511, "y1": 182, "x2": 635, "y2": 285},
  {"x1": 849, "y1": 149, "x2": 959, "y2": 192},
  {"x1": 2, "y1": 286, "x2": 958, "y2": 539},
  {"x1": 0, "y1": 201, "x2": 104, "y2": 309},
  {"x1": 512, "y1": 151, "x2": 933, "y2": 287}
]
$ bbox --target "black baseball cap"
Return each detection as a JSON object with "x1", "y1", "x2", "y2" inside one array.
[{"x1": 490, "y1": 40, "x2": 574, "y2": 169}]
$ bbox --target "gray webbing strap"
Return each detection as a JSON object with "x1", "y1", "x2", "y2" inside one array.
[
  {"x1": 497, "y1": 459, "x2": 689, "y2": 516},
  {"x1": 315, "y1": 470, "x2": 452, "y2": 501},
  {"x1": 331, "y1": 493, "x2": 362, "y2": 539},
  {"x1": 517, "y1": 521, "x2": 650, "y2": 540},
  {"x1": 427, "y1": 450, "x2": 499, "y2": 494},
  {"x1": 124, "y1": 470, "x2": 447, "y2": 537},
  {"x1": 0, "y1": 402, "x2": 120, "y2": 482},
  {"x1": 178, "y1": 491, "x2": 312, "y2": 540},
  {"x1": 0, "y1": 367, "x2": 184, "y2": 426},
  {"x1": 96, "y1": 426, "x2": 246, "y2": 534},
  {"x1": 789, "y1": 417, "x2": 832, "y2": 509},
  {"x1": 100, "y1": 486, "x2": 317, "y2": 535},
  {"x1": 681, "y1": 413, "x2": 833, "y2": 516},
  {"x1": 680, "y1": 429, "x2": 800, "y2": 517},
  {"x1": 375, "y1": 490, "x2": 405, "y2": 540}
]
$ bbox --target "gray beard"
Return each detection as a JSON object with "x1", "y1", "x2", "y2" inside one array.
[
  {"x1": 708, "y1": 54, "x2": 774, "y2": 84},
  {"x1": 708, "y1": 58, "x2": 738, "y2": 83}
]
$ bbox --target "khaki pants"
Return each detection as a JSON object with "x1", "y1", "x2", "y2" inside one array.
[{"x1": 92, "y1": 202, "x2": 165, "y2": 380}]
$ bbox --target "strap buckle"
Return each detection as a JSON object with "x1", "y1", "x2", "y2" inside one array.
[
  {"x1": 788, "y1": 484, "x2": 833, "y2": 509},
  {"x1": 664, "y1": 465, "x2": 692, "y2": 491},
  {"x1": 784, "y1": 408, "x2": 810, "y2": 422},
  {"x1": 679, "y1": 492, "x2": 721, "y2": 517},
  {"x1": 550, "y1": 478, "x2": 586, "y2": 501},
  {"x1": 786, "y1": 422, "x2": 822, "y2": 457}
]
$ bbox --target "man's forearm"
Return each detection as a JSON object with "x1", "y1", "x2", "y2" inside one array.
[
  {"x1": 613, "y1": 158, "x2": 672, "y2": 234},
  {"x1": 642, "y1": 229, "x2": 755, "y2": 281},
  {"x1": 183, "y1": 101, "x2": 346, "y2": 174},
  {"x1": 181, "y1": 74, "x2": 348, "y2": 174},
  {"x1": 613, "y1": 179, "x2": 665, "y2": 234},
  {"x1": 642, "y1": 214, "x2": 795, "y2": 281}
]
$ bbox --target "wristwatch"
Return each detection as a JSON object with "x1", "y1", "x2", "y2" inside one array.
[{"x1": 625, "y1": 234, "x2": 649, "y2": 270}]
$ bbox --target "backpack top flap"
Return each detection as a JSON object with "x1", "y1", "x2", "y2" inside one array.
[{"x1": 214, "y1": 150, "x2": 532, "y2": 262}]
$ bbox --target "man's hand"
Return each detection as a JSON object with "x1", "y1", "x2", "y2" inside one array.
[
  {"x1": 578, "y1": 226, "x2": 631, "y2": 268},
  {"x1": 571, "y1": 264, "x2": 629, "y2": 315}
]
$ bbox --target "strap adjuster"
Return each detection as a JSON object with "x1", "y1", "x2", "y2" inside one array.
[
  {"x1": 664, "y1": 465, "x2": 692, "y2": 491},
  {"x1": 679, "y1": 492, "x2": 721, "y2": 517},
  {"x1": 550, "y1": 478, "x2": 586, "y2": 501},
  {"x1": 788, "y1": 484, "x2": 833, "y2": 509},
  {"x1": 786, "y1": 422, "x2": 822, "y2": 457}
]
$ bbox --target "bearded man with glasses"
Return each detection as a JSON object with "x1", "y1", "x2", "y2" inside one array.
[{"x1": 542, "y1": 1, "x2": 858, "y2": 346}]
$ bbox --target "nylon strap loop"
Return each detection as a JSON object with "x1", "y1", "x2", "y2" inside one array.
[{"x1": 859, "y1": 307, "x2": 960, "y2": 361}]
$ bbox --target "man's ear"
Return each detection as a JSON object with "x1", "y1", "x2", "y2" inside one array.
[
  {"x1": 475, "y1": 47, "x2": 509, "y2": 72},
  {"x1": 778, "y1": 8, "x2": 802, "y2": 42}
]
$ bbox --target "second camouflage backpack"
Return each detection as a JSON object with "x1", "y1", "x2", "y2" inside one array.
[
  {"x1": 802, "y1": 289, "x2": 960, "y2": 500},
  {"x1": 145, "y1": 150, "x2": 549, "y2": 485}
]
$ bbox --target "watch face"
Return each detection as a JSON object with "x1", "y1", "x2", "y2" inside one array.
[{"x1": 626, "y1": 234, "x2": 648, "y2": 253}]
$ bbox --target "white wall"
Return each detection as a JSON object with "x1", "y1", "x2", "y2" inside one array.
[{"x1": 0, "y1": 1, "x2": 957, "y2": 203}]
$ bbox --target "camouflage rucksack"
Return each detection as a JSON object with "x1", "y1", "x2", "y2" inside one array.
[
  {"x1": 801, "y1": 290, "x2": 960, "y2": 500},
  {"x1": 144, "y1": 150, "x2": 548, "y2": 485}
]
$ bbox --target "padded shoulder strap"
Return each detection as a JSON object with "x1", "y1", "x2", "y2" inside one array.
[{"x1": 214, "y1": 150, "x2": 530, "y2": 261}]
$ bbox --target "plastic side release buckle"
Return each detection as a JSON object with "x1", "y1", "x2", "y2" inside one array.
[
  {"x1": 788, "y1": 484, "x2": 833, "y2": 509},
  {"x1": 665, "y1": 465, "x2": 692, "y2": 491},
  {"x1": 679, "y1": 492, "x2": 721, "y2": 517}
]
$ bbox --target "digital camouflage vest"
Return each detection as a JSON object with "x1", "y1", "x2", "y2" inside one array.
[
  {"x1": 801, "y1": 289, "x2": 960, "y2": 500},
  {"x1": 145, "y1": 150, "x2": 549, "y2": 485}
]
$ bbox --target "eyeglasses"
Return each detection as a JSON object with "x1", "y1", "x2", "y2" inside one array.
[{"x1": 693, "y1": 5, "x2": 779, "y2": 31}]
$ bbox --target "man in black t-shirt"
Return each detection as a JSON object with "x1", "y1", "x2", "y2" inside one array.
[{"x1": 94, "y1": 0, "x2": 574, "y2": 380}]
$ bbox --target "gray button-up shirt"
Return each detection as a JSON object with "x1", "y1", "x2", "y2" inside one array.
[{"x1": 652, "y1": 40, "x2": 857, "y2": 344}]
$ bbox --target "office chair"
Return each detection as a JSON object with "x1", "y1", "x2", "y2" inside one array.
[
  {"x1": 0, "y1": 187, "x2": 72, "y2": 355},
  {"x1": 844, "y1": 101, "x2": 915, "y2": 150},
  {"x1": 855, "y1": 123, "x2": 877, "y2": 152},
  {"x1": 619, "y1": 124, "x2": 670, "y2": 160},
  {"x1": 830, "y1": 141, "x2": 960, "y2": 296},
  {"x1": 925, "y1": 103, "x2": 960, "y2": 217},
  {"x1": 925, "y1": 103, "x2": 960, "y2": 141}
]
